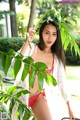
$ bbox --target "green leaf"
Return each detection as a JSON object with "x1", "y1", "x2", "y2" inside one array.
[
  {"x1": 9, "y1": 98, "x2": 16, "y2": 116},
  {"x1": 38, "y1": 71, "x2": 44, "y2": 91},
  {"x1": 13, "y1": 59, "x2": 21, "y2": 79},
  {"x1": 14, "y1": 90, "x2": 30, "y2": 98},
  {"x1": 23, "y1": 56, "x2": 34, "y2": 64},
  {"x1": 32, "y1": 117, "x2": 36, "y2": 120},
  {"x1": 21, "y1": 64, "x2": 29, "y2": 81},
  {"x1": 15, "y1": 53, "x2": 23, "y2": 60},
  {"x1": 34, "y1": 62, "x2": 48, "y2": 70},
  {"x1": 0, "y1": 51, "x2": 6, "y2": 71},
  {"x1": 0, "y1": 91, "x2": 10, "y2": 103},
  {"x1": 0, "y1": 102, "x2": 8, "y2": 112},
  {"x1": 7, "y1": 49, "x2": 16, "y2": 57},
  {"x1": 29, "y1": 66, "x2": 37, "y2": 88},
  {"x1": 46, "y1": 74, "x2": 57, "y2": 86},
  {"x1": 22, "y1": 110, "x2": 28, "y2": 120},
  {"x1": 0, "y1": 75, "x2": 4, "y2": 90},
  {"x1": 0, "y1": 91, "x2": 5, "y2": 100},
  {"x1": 17, "y1": 104, "x2": 24, "y2": 120},
  {"x1": 7, "y1": 86, "x2": 23, "y2": 95},
  {"x1": 5, "y1": 55, "x2": 11, "y2": 76},
  {"x1": 17, "y1": 99, "x2": 32, "y2": 120},
  {"x1": 23, "y1": 108, "x2": 35, "y2": 120}
]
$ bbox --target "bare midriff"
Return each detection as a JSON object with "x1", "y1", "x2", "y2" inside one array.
[
  {"x1": 29, "y1": 76, "x2": 40, "y2": 98},
  {"x1": 29, "y1": 46, "x2": 54, "y2": 98}
]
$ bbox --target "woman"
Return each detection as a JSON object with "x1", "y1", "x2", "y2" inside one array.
[
  {"x1": 20, "y1": 20, "x2": 74, "y2": 120},
  {"x1": 19, "y1": 19, "x2": 75, "y2": 120}
]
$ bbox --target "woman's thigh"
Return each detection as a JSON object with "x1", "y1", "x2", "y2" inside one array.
[{"x1": 31, "y1": 94, "x2": 52, "y2": 120}]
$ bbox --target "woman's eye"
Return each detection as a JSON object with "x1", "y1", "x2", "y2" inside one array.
[
  {"x1": 53, "y1": 33, "x2": 57, "y2": 35},
  {"x1": 45, "y1": 32, "x2": 49, "y2": 34}
]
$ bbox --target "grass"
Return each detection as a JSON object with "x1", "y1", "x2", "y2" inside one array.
[{"x1": 66, "y1": 66, "x2": 80, "y2": 80}]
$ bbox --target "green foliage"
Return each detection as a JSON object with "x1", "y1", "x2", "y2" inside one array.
[
  {"x1": 65, "y1": 45, "x2": 80, "y2": 65},
  {"x1": 0, "y1": 24, "x2": 4, "y2": 37},
  {"x1": 0, "y1": 102, "x2": 10, "y2": 119},
  {"x1": 65, "y1": 33, "x2": 80, "y2": 65},
  {"x1": 0, "y1": 37, "x2": 25, "y2": 52},
  {"x1": 0, "y1": 86, "x2": 31, "y2": 119},
  {"x1": 35, "y1": 1, "x2": 80, "y2": 56},
  {"x1": 0, "y1": 48, "x2": 57, "y2": 89},
  {"x1": 0, "y1": 11, "x2": 4, "y2": 20},
  {"x1": 73, "y1": 33, "x2": 80, "y2": 41},
  {"x1": 0, "y1": 10, "x2": 14, "y2": 16},
  {"x1": 36, "y1": 9, "x2": 80, "y2": 56},
  {"x1": 37, "y1": 0, "x2": 80, "y2": 24},
  {"x1": 0, "y1": 49, "x2": 57, "y2": 119},
  {"x1": 16, "y1": 4, "x2": 30, "y2": 37}
]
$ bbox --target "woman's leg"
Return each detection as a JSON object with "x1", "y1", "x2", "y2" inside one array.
[{"x1": 31, "y1": 94, "x2": 52, "y2": 120}]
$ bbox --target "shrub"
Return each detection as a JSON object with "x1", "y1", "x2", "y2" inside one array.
[
  {"x1": 0, "y1": 37, "x2": 25, "y2": 52},
  {"x1": 65, "y1": 40, "x2": 80, "y2": 65}
]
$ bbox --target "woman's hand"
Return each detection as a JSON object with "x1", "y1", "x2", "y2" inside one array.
[
  {"x1": 20, "y1": 28, "x2": 36, "y2": 54},
  {"x1": 68, "y1": 109, "x2": 75, "y2": 120},
  {"x1": 26, "y1": 28, "x2": 36, "y2": 41},
  {"x1": 67, "y1": 101, "x2": 75, "y2": 120}
]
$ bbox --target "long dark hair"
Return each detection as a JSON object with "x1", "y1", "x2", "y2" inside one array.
[{"x1": 38, "y1": 20, "x2": 65, "y2": 67}]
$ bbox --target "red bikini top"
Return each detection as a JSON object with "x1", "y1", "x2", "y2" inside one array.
[
  {"x1": 46, "y1": 58, "x2": 54, "y2": 74},
  {"x1": 28, "y1": 58, "x2": 54, "y2": 75}
]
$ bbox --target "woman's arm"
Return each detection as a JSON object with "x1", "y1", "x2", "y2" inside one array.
[
  {"x1": 57, "y1": 60, "x2": 75, "y2": 119},
  {"x1": 20, "y1": 34, "x2": 29, "y2": 56},
  {"x1": 67, "y1": 101, "x2": 75, "y2": 119},
  {"x1": 20, "y1": 28, "x2": 35, "y2": 56}
]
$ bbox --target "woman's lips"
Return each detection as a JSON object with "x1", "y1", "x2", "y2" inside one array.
[{"x1": 46, "y1": 41, "x2": 52, "y2": 44}]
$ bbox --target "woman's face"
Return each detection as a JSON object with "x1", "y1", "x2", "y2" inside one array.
[{"x1": 42, "y1": 24, "x2": 57, "y2": 48}]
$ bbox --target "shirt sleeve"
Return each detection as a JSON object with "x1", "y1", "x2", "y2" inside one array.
[
  {"x1": 11, "y1": 43, "x2": 35, "y2": 104},
  {"x1": 57, "y1": 60, "x2": 69, "y2": 102},
  {"x1": 22, "y1": 42, "x2": 36, "y2": 57},
  {"x1": 11, "y1": 42, "x2": 35, "y2": 67}
]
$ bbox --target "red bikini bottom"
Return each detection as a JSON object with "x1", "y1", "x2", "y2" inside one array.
[{"x1": 28, "y1": 91, "x2": 46, "y2": 107}]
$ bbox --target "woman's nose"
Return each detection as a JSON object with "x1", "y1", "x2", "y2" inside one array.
[{"x1": 48, "y1": 35, "x2": 52, "y2": 40}]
